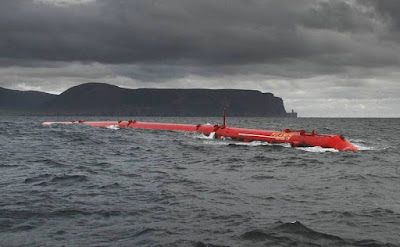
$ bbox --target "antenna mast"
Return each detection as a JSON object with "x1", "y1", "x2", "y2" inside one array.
[{"x1": 223, "y1": 108, "x2": 226, "y2": 127}]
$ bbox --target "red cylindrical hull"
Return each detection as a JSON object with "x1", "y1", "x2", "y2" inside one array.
[{"x1": 42, "y1": 120, "x2": 358, "y2": 151}]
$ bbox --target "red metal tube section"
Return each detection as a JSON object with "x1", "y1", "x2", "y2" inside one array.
[{"x1": 42, "y1": 120, "x2": 358, "y2": 151}]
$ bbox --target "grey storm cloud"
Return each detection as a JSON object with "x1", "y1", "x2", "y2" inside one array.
[
  {"x1": 0, "y1": 0, "x2": 398, "y2": 69},
  {"x1": 361, "y1": 0, "x2": 400, "y2": 28}
]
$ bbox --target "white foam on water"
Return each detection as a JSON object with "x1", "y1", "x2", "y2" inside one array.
[
  {"x1": 106, "y1": 125, "x2": 120, "y2": 130},
  {"x1": 232, "y1": 141, "x2": 271, "y2": 147},
  {"x1": 232, "y1": 141, "x2": 291, "y2": 148},
  {"x1": 192, "y1": 132, "x2": 216, "y2": 140},
  {"x1": 201, "y1": 140, "x2": 230, "y2": 146},
  {"x1": 354, "y1": 144, "x2": 375, "y2": 151},
  {"x1": 200, "y1": 139, "x2": 293, "y2": 148},
  {"x1": 296, "y1": 146, "x2": 339, "y2": 153},
  {"x1": 349, "y1": 139, "x2": 376, "y2": 151}
]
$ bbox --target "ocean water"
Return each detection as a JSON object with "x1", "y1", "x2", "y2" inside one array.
[{"x1": 1, "y1": 116, "x2": 399, "y2": 247}]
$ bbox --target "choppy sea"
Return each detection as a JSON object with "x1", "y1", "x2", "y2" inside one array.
[{"x1": 1, "y1": 116, "x2": 399, "y2": 247}]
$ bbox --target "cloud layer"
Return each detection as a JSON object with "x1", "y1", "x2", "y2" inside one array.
[{"x1": 1, "y1": 0, "x2": 399, "y2": 117}]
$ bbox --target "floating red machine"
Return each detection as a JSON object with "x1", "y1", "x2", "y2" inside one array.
[{"x1": 42, "y1": 110, "x2": 358, "y2": 151}]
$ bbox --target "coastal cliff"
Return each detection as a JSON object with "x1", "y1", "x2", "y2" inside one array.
[{"x1": 1, "y1": 83, "x2": 295, "y2": 117}]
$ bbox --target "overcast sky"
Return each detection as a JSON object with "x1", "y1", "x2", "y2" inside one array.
[{"x1": 1, "y1": 0, "x2": 399, "y2": 117}]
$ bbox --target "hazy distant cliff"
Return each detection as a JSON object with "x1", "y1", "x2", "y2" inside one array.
[
  {"x1": 0, "y1": 87, "x2": 56, "y2": 113},
  {"x1": 1, "y1": 83, "x2": 294, "y2": 117}
]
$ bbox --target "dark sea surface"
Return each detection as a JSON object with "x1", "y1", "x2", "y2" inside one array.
[{"x1": 1, "y1": 116, "x2": 399, "y2": 247}]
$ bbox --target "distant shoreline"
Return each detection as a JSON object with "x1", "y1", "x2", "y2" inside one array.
[{"x1": 1, "y1": 82, "x2": 297, "y2": 118}]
